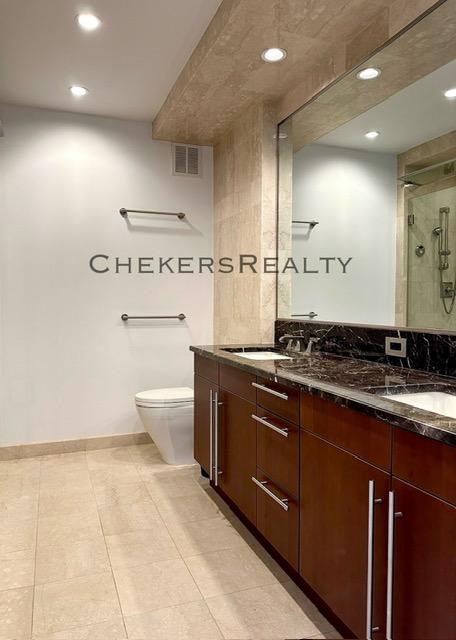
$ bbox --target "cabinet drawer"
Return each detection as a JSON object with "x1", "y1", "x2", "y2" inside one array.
[
  {"x1": 194, "y1": 354, "x2": 219, "y2": 384},
  {"x1": 301, "y1": 393, "x2": 391, "y2": 471},
  {"x1": 393, "y1": 428, "x2": 456, "y2": 505},
  {"x1": 220, "y1": 364, "x2": 256, "y2": 402},
  {"x1": 254, "y1": 470, "x2": 298, "y2": 570},
  {"x1": 255, "y1": 411, "x2": 299, "y2": 498},
  {"x1": 254, "y1": 377, "x2": 299, "y2": 424}
]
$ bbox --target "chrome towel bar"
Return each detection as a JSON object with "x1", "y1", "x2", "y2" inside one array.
[
  {"x1": 292, "y1": 220, "x2": 318, "y2": 226},
  {"x1": 120, "y1": 208, "x2": 185, "y2": 220},
  {"x1": 291, "y1": 312, "x2": 318, "y2": 319},
  {"x1": 121, "y1": 314, "x2": 186, "y2": 322}
]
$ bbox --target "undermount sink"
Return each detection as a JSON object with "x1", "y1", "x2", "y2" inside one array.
[
  {"x1": 230, "y1": 350, "x2": 292, "y2": 361},
  {"x1": 382, "y1": 391, "x2": 456, "y2": 420}
]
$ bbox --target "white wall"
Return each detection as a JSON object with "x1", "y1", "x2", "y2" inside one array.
[
  {"x1": 0, "y1": 104, "x2": 213, "y2": 446},
  {"x1": 292, "y1": 143, "x2": 397, "y2": 325}
]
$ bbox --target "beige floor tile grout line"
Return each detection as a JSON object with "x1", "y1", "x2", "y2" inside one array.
[
  {"x1": 140, "y1": 464, "x2": 227, "y2": 639},
  {"x1": 85, "y1": 448, "x2": 130, "y2": 639},
  {"x1": 30, "y1": 457, "x2": 42, "y2": 639}
]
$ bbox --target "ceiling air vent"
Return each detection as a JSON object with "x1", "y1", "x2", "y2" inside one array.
[{"x1": 172, "y1": 144, "x2": 201, "y2": 177}]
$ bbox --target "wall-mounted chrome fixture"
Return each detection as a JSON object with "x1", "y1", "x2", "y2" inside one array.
[
  {"x1": 121, "y1": 313, "x2": 186, "y2": 322},
  {"x1": 120, "y1": 208, "x2": 185, "y2": 220},
  {"x1": 434, "y1": 206, "x2": 456, "y2": 314},
  {"x1": 291, "y1": 312, "x2": 318, "y2": 319},
  {"x1": 292, "y1": 220, "x2": 319, "y2": 228}
]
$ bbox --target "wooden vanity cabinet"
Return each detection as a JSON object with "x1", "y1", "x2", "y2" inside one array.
[
  {"x1": 218, "y1": 388, "x2": 257, "y2": 523},
  {"x1": 194, "y1": 354, "x2": 300, "y2": 561},
  {"x1": 391, "y1": 430, "x2": 456, "y2": 640},
  {"x1": 300, "y1": 392, "x2": 456, "y2": 640},
  {"x1": 300, "y1": 429, "x2": 389, "y2": 639},
  {"x1": 391, "y1": 478, "x2": 456, "y2": 640},
  {"x1": 254, "y1": 398, "x2": 300, "y2": 570},
  {"x1": 194, "y1": 354, "x2": 456, "y2": 640}
]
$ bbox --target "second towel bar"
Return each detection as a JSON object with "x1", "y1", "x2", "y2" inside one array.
[
  {"x1": 121, "y1": 314, "x2": 186, "y2": 322},
  {"x1": 120, "y1": 208, "x2": 185, "y2": 220}
]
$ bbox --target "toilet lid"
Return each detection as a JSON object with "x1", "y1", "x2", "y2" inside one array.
[{"x1": 135, "y1": 387, "x2": 194, "y2": 406}]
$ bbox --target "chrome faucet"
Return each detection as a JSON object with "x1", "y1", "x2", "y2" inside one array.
[
  {"x1": 304, "y1": 336, "x2": 320, "y2": 355},
  {"x1": 278, "y1": 334, "x2": 302, "y2": 352},
  {"x1": 278, "y1": 334, "x2": 320, "y2": 355}
]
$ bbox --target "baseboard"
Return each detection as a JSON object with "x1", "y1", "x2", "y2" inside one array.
[{"x1": 0, "y1": 431, "x2": 152, "y2": 461}]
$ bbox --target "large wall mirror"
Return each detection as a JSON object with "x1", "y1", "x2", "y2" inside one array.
[{"x1": 277, "y1": 0, "x2": 456, "y2": 331}]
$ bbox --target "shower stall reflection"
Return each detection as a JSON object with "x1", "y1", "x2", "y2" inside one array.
[{"x1": 406, "y1": 159, "x2": 456, "y2": 328}]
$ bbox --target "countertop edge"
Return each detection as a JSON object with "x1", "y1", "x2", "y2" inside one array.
[{"x1": 190, "y1": 345, "x2": 456, "y2": 447}]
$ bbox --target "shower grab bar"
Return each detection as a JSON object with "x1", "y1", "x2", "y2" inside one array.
[
  {"x1": 120, "y1": 208, "x2": 185, "y2": 220},
  {"x1": 121, "y1": 314, "x2": 186, "y2": 322},
  {"x1": 292, "y1": 220, "x2": 319, "y2": 226}
]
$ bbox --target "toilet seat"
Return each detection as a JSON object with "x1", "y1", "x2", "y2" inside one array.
[{"x1": 135, "y1": 387, "x2": 193, "y2": 408}]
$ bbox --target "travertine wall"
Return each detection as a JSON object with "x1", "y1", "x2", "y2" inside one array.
[
  {"x1": 213, "y1": 102, "x2": 277, "y2": 343},
  {"x1": 210, "y1": 0, "x2": 442, "y2": 344},
  {"x1": 153, "y1": 0, "x2": 444, "y2": 144}
]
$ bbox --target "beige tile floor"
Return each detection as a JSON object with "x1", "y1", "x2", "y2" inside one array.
[{"x1": 0, "y1": 444, "x2": 342, "y2": 640}]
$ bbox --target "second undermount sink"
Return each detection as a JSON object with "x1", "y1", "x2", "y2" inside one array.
[{"x1": 382, "y1": 391, "x2": 456, "y2": 419}]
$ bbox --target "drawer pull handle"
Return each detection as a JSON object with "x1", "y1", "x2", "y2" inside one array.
[
  {"x1": 213, "y1": 391, "x2": 223, "y2": 486},
  {"x1": 252, "y1": 477, "x2": 289, "y2": 511},
  {"x1": 252, "y1": 382, "x2": 289, "y2": 401},
  {"x1": 366, "y1": 480, "x2": 383, "y2": 639},
  {"x1": 252, "y1": 414, "x2": 289, "y2": 437},
  {"x1": 209, "y1": 389, "x2": 213, "y2": 482},
  {"x1": 386, "y1": 491, "x2": 404, "y2": 640}
]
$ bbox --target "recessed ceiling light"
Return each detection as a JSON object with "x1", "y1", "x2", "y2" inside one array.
[
  {"x1": 444, "y1": 87, "x2": 456, "y2": 99},
  {"x1": 365, "y1": 130, "x2": 380, "y2": 139},
  {"x1": 356, "y1": 67, "x2": 381, "y2": 80},
  {"x1": 261, "y1": 48, "x2": 287, "y2": 63},
  {"x1": 76, "y1": 13, "x2": 101, "y2": 31},
  {"x1": 70, "y1": 85, "x2": 88, "y2": 97}
]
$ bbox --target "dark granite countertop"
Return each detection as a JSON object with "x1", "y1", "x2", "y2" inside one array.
[{"x1": 190, "y1": 344, "x2": 456, "y2": 447}]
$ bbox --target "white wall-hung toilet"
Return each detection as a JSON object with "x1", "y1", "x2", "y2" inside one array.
[{"x1": 135, "y1": 387, "x2": 194, "y2": 465}]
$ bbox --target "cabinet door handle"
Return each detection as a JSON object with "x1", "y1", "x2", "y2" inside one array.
[
  {"x1": 252, "y1": 476, "x2": 289, "y2": 511},
  {"x1": 366, "y1": 480, "x2": 383, "y2": 639},
  {"x1": 252, "y1": 382, "x2": 288, "y2": 401},
  {"x1": 209, "y1": 389, "x2": 213, "y2": 482},
  {"x1": 386, "y1": 491, "x2": 403, "y2": 640},
  {"x1": 214, "y1": 391, "x2": 223, "y2": 486},
  {"x1": 251, "y1": 414, "x2": 289, "y2": 437}
]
